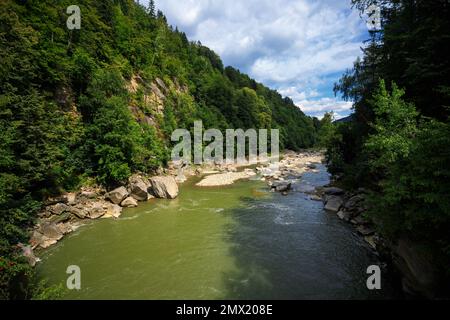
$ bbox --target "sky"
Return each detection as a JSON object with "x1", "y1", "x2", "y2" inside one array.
[{"x1": 142, "y1": 0, "x2": 370, "y2": 119}]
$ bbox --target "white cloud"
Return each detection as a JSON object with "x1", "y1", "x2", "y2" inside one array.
[{"x1": 143, "y1": 0, "x2": 367, "y2": 118}]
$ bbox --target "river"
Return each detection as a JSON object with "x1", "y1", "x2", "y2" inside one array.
[{"x1": 37, "y1": 165, "x2": 400, "y2": 299}]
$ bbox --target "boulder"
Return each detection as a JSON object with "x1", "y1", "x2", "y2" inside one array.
[
  {"x1": 50, "y1": 211, "x2": 72, "y2": 224},
  {"x1": 130, "y1": 180, "x2": 149, "y2": 201},
  {"x1": 45, "y1": 193, "x2": 75, "y2": 206},
  {"x1": 57, "y1": 223, "x2": 73, "y2": 235},
  {"x1": 344, "y1": 195, "x2": 364, "y2": 211},
  {"x1": 79, "y1": 190, "x2": 97, "y2": 199},
  {"x1": 38, "y1": 223, "x2": 64, "y2": 241},
  {"x1": 149, "y1": 176, "x2": 179, "y2": 199},
  {"x1": 175, "y1": 174, "x2": 187, "y2": 184},
  {"x1": 103, "y1": 203, "x2": 123, "y2": 219},
  {"x1": 350, "y1": 215, "x2": 368, "y2": 226},
  {"x1": 324, "y1": 196, "x2": 343, "y2": 212},
  {"x1": 121, "y1": 197, "x2": 138, "y2": 208},
  {"x1": 30, "y1": 223, "x2": 64, "y2": 249},
  {"x1": 48, "y1": 203, "x2": 71, "y2": 216},
  {"x1": 86, "y1": 203, "x2": 106, "y2": 219},
  {"x1": 65, "y1": 192, "x2": 77, "y2": 205},
  {"x1": 356, "y1": 225, "x2": 375, "y2": 236},
  {"x1": 107, "y1": 187, "x2": 129, "y2": 204},
  {"x1": 393, "y1": 238, "x2": 439, "y2": 298},
  {"x1": 323, "y1": 187, "x2": 345, "y2": 196},
  {"x1": 275, "y1": 183, "x2": 292, "y2": 193},
  {"x1": 364, "y1": 235, "x2": 377, "y2": 250},
  {"x1": 337, "y1": 210, "x2": 352, "y2": 221},
  {"x1": 70, "y1": 207, "x2": 88, "y2": 219}
]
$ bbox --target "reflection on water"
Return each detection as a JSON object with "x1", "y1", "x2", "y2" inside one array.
[{"x1": 37, "y1": 165, "x2": 400, "y2": 299}]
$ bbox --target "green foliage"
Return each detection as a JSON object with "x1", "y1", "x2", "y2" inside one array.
[
  {"x1": 332, "y1": 3, "x2": 450, "y2": 285},
  {"x1": 31, "y1": 281, "x2": 65, "y2": 300},
  {"x1": 362, "y1": 83, "x2": 450, "y2": 274},
  {"x1": 364, "y1": 80, "x2": 419, "y2": 171},
  {"x1": 316, "y1": 112, "x2": 336, "y2": 148},
  {"x1": 0, "y1": 0, "x2": 319, "y2": 299}
]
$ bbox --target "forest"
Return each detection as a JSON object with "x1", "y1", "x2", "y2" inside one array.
[
  {"x1": 0, "y1": 0, "x2": 321, "y2": 299},
  {"x1": 328, "y1": 0, "x2": 450, "y2": 296}
]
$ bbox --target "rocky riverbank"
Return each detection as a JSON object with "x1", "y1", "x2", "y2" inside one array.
[
  {"x1": 22, "y1": 151, "x2": 324, "y2": 263},
  {"x1": 314, "y1": 183, "x2": 441, "y2": 298},
  {"x1": 24, "y1": 174, "x2": 180, "y2": 261},
  {"x1": 195, "y1": 150, "x2": 324, "y2": 189}
]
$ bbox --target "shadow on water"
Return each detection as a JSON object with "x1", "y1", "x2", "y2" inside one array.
[{"x1": 221, "y1": 165, "x2": 402, "y2": 300}]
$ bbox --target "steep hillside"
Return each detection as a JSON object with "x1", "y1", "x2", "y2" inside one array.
[{"x1": 0, "y1": 0, "x2": 317, "y2": 298}]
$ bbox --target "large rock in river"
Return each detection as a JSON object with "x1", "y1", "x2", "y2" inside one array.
[
  {"x1": 324, "y1": 196, "x2": 343, "y2": 212},
  {"x1": 106, "y1": 187, "x2": 128, "y2": 204},
  {"x1": 149, "y1": 176, "x2": 179, "y2": 199},
  {"x1": 121, "y1": 197, "x2": 138, "y2": 208},
  {"x1": 129, "y1": 180, "x2": 149, "y2": 201}
]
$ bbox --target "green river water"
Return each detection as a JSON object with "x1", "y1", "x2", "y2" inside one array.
[{"x1": 37, "y1": 166, "x2": 400, "y2": 299}]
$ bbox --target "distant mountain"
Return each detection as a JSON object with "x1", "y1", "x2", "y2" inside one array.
[{"x1": 334, "y1": 114, "x2": 355, "y2": 123}]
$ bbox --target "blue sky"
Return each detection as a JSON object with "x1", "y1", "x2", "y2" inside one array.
[{"x1": 142, "y1": 0, "x2": 370, "y2": 119}]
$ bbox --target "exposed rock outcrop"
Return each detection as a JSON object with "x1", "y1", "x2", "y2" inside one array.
[{"x1": 393, "y1": 238, "x2": 439, "y2": 298}]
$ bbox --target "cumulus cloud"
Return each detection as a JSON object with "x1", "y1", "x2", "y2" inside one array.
[
  {"x1": 278, "y1": 87, "x2": 354, "y2": 120},
  {"x1": 143, "y1": 0, "x2": 368, "y2": 118}
]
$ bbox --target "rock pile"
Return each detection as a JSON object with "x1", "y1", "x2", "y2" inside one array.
[
  {"x1": 315, "y1": 186, "x2": 378, "y2": 250},
  {"x1": 29, "y1": 174, "x2": 179, "y2": 251}
]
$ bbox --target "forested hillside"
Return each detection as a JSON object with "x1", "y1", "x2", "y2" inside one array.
[
  {"x1": 329, "y1": 0, "x2": 450, "y2": 297},
  {"x1": 0, "y1": 0, "x2": 318, "y2": 299}
]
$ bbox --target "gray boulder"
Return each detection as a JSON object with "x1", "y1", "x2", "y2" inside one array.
[
  {"x1": 30, "y1": 231, "x2": 57, "y2": 249},
  {"x1": 275, "y1": 183, "x2": 292, "y2": 193},
  {"x1": 324, "y1": 196, "x2": 343, "y2": 212},
  {"x1": 103, "y1": 203, "x2": 123, "y2": 219},
  {"x1": 323, "y1": 187, "x2": 345, "y2": 195},
  {"x1": 337, "y1": 210, "x2": 352, "y2": 221},
  {"x1": 121, "y1": 197, "x2": 138, "y2": 208},
  {"x1": 87, "y1": 206, "x2": 106, "y2": 219},
  {"x1": 130, "y1": 180, "x2": 149, "y2": 201},
  {"x1": 48, "y1": 203, "x2": 71, "y2": 216},
  {"x1": 356, "y1": 225, "x2": 375, "y2": 236},
  {"x1": 107, "y1": 187, "x2": 129, "y2": 204},
  {"x1": 70, "y1": 206, "x2": 88, "y2": 219},
  {"x1": 149, "y1": 176, "x2": 179, "y2": 199},
  {"x1": 344, "y1": 195, "x2": 364, "y2": 211},
  {"x1": 79, "y1": 190, "x2": 97, "y2": 199},
  {"x1": 39, "y1": 223, "x2": 64, "y2": 241},
  {"x1": 350, "y1": 215, "x2": 368, "y2": 226}
]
